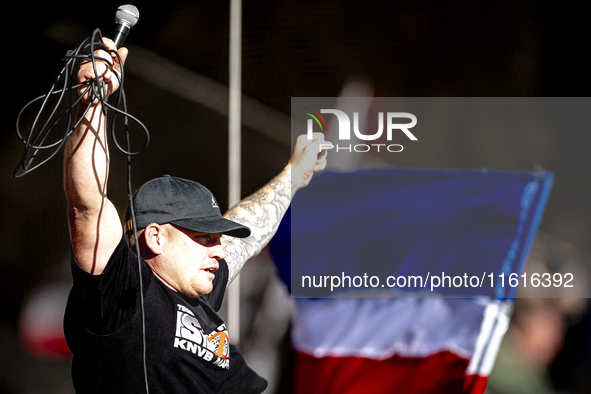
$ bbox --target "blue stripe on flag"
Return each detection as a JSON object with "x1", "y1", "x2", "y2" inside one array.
[{"x1": 270, "y1": 168, "x2": 553, "y2": 299}]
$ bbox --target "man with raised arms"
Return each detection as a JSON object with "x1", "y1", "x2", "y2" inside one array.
[{"x1": 63, "y1": 38, "x2": 329, "y2": 393}]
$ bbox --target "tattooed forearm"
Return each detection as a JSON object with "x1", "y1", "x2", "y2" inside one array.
[{"x1": 222, "y1": 164, "x2": 296, "y2": 284}]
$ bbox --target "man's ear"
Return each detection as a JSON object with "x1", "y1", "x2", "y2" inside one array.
[{"x1": 143, "y1": 223, "x2": 165, "y2": 256}]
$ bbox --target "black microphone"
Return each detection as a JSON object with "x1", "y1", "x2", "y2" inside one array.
[{"x1": 112, "y1": 5, "x2": 140, "y2": 48}]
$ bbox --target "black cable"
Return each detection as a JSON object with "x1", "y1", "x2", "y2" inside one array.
[
  {"x1": 14, "y1": 28, "x2": 150, "y2": 394},
  {"x1": 123, "y1": 96, "x2": 150, "y2": 394}
]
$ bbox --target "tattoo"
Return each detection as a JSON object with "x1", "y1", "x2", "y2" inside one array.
[{"x1": 222, "y1": 167, "x2": 293, "y2": 284}]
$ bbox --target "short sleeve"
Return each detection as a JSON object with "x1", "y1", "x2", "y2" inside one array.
[{"x1": 69, "y1": 236, "x2": 151, "y2": 335}]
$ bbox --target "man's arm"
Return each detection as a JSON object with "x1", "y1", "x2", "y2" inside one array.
[
  {"x1": 222, "y1": 133, "x2": 330, "y2": 283},
  {"x1": 63, "y1": 40, "x2": 128, "y2": 275}
]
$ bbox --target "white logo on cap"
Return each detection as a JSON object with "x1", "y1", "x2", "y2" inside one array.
[{"x1": 211, "y1": 196, "x2": 219, "y2": 208}]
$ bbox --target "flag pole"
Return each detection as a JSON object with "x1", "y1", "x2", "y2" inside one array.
[{"x1": 227, "y1": 0, "x2": 242, "y2": 346}]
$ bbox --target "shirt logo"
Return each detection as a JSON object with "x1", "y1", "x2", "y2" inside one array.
[{"x1": 173, "y1": 304, "x2": 229, "y2": 369}]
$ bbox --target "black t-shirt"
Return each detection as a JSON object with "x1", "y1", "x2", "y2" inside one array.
[{"x1": 64, "y1": 236, "x2": 231, "y2": 393}]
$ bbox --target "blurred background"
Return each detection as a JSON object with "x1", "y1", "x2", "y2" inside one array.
[{"x1": 2, "y1": 1, "x2": 591, "y2": 393}]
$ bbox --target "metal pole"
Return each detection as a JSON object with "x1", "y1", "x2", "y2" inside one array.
[{"x1": 228, "y1": 0, "x2": 242, "y2": 346}]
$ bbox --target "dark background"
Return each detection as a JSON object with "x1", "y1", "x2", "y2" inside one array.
[{"x1": 2, "y1": 1, "x2": 591, "y2": 393}]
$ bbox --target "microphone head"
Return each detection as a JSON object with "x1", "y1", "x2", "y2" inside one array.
[{"x1": 115, "y1": 4, "x2": 140, "y2": 28}]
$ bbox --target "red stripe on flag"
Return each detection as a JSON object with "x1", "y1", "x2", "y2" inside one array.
[{"x1": 294, "y1": 350, "x2": 483, "y2": 394}]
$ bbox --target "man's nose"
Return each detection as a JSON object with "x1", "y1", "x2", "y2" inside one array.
[{"x1": 208, "y1": 243, "x2": 226, "y2": 260}]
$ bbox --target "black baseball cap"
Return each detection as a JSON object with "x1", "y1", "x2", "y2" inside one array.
[{"x1": 125, "y1": 175, "x2": 251, "y2": 238}]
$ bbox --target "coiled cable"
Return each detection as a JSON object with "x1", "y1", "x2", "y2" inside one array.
[{"x1": 13, "y1": 28, "x2": 149, "y2": 178}]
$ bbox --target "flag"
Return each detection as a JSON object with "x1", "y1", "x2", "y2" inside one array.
[{"x1": 270, "y1": 168, "x2": 553, "y2": 394}]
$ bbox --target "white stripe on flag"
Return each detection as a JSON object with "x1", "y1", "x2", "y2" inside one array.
[{"x1": 292, "y1": 297, "x2": 495, "y2": 361}]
